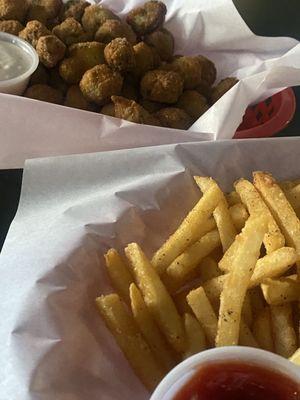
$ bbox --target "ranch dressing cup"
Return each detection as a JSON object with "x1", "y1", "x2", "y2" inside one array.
[{"x1": 0, "y1": 32, "x2": 38, "y2": 95}]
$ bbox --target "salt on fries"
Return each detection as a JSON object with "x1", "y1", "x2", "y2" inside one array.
[{"x1": 96, "y1": 172, "x2": 300, "y2": 390}]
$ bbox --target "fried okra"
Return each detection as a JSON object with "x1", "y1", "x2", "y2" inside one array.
[
  {"x1": 132, "y1": 41, "x2": 160, "y2": 78},
  {"x1": 197, "y1": 55, "x2": 216, "y2": 86},
  {"x1": 64, "y1": 85, "x2": 91, "y2": 110},
  {"x1": 100, "y1": 102, "x2": 115, "y2": 117},
  {"x1": 24, "y1": 84, "x2": 63, "y2": 104},
  {"x1": 211, "y1": 77, "x2": 238, "y2": 103},
  {"x1": 111, "y1": 96, "x2": 160, "y2": 126},
  {"x1": 95, "y1": 19, "x2": 136, "y2": 44},
  {"x1": 59, "y1": 57, "x2": 83, "y2": 84},
  {"x1": 140, "y1": 69, "x2": 183, "y2": 104},
  {"x1": 176, "y1": 90, "x2": 208, "y2": 119},
  {"x1": 82, "y1": 5, "x2": 119, "y2": 35},
  {"x1": 144, "y1": 28, "x2": 174, "y2": 61},
  {"x1": 155, "y1": 107, "x2": 192, "y2": 130},
  {"x1": 52, "y1": 17, "x2": 90, "y2": 45},
  {"x1": 30, "y1": 63, "x2": 49, "y2": 85},
  {"x1": 140, "y1": 99, "x2": 164, "y2": 113},
  {"x1": 19, "y1": 20, "x2": 50, "y2": 48},
  {"x1": 36, "y1": 34, "x2": 66, "y2": 68},
  {"x1": 59, "y1": 0, "x2": 89, "y2": 22},
  {"x1": 0, "y1": 0, "x2": 28, "y2": 22},
  {"x1": 0, "y1": 20, "x2": 24, "y2": 35},
  {"x1": 104, "y1": 38, "x2": 135, "y2": 72},
  {"x1": 79, "y1": 64, "x2": 123, "y2": 105},
  {"x1": 27, "y1": 0, "x2": 63, "y2": 24},
  {"x1": 164, "y1": 56, "x2": 203, "y2": 90},
  {"x1": 126, "y1": 0, "x2": 166, "y2": 35}
]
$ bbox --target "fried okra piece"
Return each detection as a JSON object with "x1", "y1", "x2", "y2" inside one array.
[
  {"x1": 121, "y1": 79, "x2": 139, "y2": 101},
  {"x1": 132, "y1": 41, "x2": 160, "y2": 78},
  {"x1": 195, "y1": 81, "x2": 212, "y2": 99},
  {"x1": 0, "y1": 20, "x2": 24, "y2": 35},
  {"x1": 155, "y1": 107, "x2": 192, "y2": 130},
  {"x1": 24, "y1": 84, "x2": 63, "y2": 104},
  {"x1": 19, "y1": 20, "x2": 50, "y2": 48},
  {"x1": 211, "y1": 77, "x2": 239, "y2": 103},
  {"x1": 59, "y1": 57, "x2": 83, "y2": 84},
  {"x1": 126, "y1": 0, "x2": 166, "y2": 35},
  {"x1": 64, "y1": 85, "x2": 91, "y2": 110},
  {"x1": 79, "y1": 64, "x2": 123, "y2": 105},
  {"x1": 197, "y1": 55, "x2": 216, "y2": 86},
  {"x1": 163, "y1": 56, "x2": 203, "y2": 90},
  {"x1": 0, "y1": 0, "x2": 28, "y2": 22},
  {"x1": 111, "y1": 95, "x2": 160, "y2": 126},
  {"x1": 36, "y1": 34, "x2": 66, "y2": 68},
  {"x1": 104, "y1": 38, "x2": 135, "y2": 72},
  {"x1": 176, "y1": 90, "x2": 208, "y2": 119},
  {"x1": 95, "y1": 19, "x2": 136, "y2": 44},
  {"x1": 82, "y1": 5, "x2": 119, "y2": 35},
  {"x1": 30, "y1": 63, "x2": 49, "y2": 85},
  {"x1": 48, "y1": 67, "x2": 68, "y2": 94},
  {"x1": 27, "y1": 0, "x2": 63, "y2": 24},
  {"x1": 59, "y1": 0, "x2": 89, "y2": 22},
  {"x1": 52, "y1": 17, "x2": 90, "y2": 45},
  {"x1": 140, "y1": 69, "x2": 183, "y2": 104},
  {"x1": 100, "y1": 102, "x2": 115, "y2": 117},
  {"x1": 140, "y1": 99, "x2": 164, "y2": 113},
  {"x1": 144, "y1": 28, "x2": 174, "y2": 61}
]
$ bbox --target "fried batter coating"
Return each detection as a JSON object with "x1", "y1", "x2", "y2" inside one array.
[
  {"x1": 197, "y1": 55, "x2": 216, "y2": 86},
  {"x1": 176, "y1": 90, "x2": 208, "y2": 119},
  {"x1": 121, "y1": 79, "x2": 139, "y2": 101},
  {"x1": 145, "y1": 28, "x2": 174, "y2": 61},
  {"x1": 52, "y1": 17, "x2": 90, "y2": 45},
  {"x1": 64, "y1": 85, "x2": 91, "y2": 110},
  {"x1": 82, "y1": 5, "x2": 119, "y2": 35},
  {"x1": 0, "y1": 0, "x2": 28, "y2": 22},
  {"x1": 126, "y1": 0, "x2": 166, "y2": 35},
  {"x1": 36, "y1": 34, "x2": 66, "y2": 68},
  {"x1": 155, "y1": 107, "x2": 192, "y2": 130},
  {"x1": 104, "y1": 38, "x2": 135, "y2": 72},
  {"x1": 100, "y1": 102, "x2": 115, "y2": 117},
  {"x1": 95, "y1": 19, "x2": 136, "y2": 44},
  {"x1": 59, "y1": 57, "x2": 83, "y2": 84},
  {"x1": 24, "y1": 84, "x2": 63, "y2": 104},
  {"x1": 19, "y1": 20, "x2": 50, "y2": 48},
  {"x1": 27, "y1": 0, "x2": 63, "y2": 24},
  {"x1": 140, "y1": 69, "x2": 183, "y2": 104},
  {"x1": 163, "y1": 56, "x2": 203, "y2": 90},
  {"x1": 211, "y1": 77, "x2": 238, "y2": 103},
  {"x1": 195, "y1": 81, "x2": 212, "y2": 99},
  {"x1": 132, "y1": 41, "x2": 160, "y2": 78},
  {"x1": 79, "y1": 64, "x2": 123, "y2": 105},
  {"x1": 48, "y1": 67, "x2": 68, "y2": 94},
  {"x1": 0, "y1": 20, "x2": 24, "y2": 35},
  {"x1": 140, "y1": 99, "x2": 164, "y2": 113},
  {"x1": 30, "y1": 63, "x2": 49, "y2": 85},
  {"x1": 59, "y1": 0, "x2": 89, "y2": 22}
]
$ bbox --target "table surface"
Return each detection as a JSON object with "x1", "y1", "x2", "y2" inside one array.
[{"x1": 1, "y1": 3, "x2": 300, "y2": 250}]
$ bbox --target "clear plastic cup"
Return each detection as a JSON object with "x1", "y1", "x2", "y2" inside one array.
[
  {"x1": 0, "y1": 32, "x2": 39, "y2": 95},
  {"x1": 150, "y1": 347, "x2": 300, "y2": 400}
]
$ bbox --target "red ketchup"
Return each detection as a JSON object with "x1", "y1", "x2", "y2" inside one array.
[{"x1": 173, "y1": 362, "x2": 300, "y2": 400}]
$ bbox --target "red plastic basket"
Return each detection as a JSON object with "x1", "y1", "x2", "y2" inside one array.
[{"x1": 234, "y1": 88, "x2": 296, "y2": 139}]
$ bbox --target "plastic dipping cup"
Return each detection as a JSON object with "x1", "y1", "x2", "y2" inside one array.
[
  {"x1": 0, "y1": 32, "x2": 39, "y2": 95},
  {"x1": 150, "y1": 347, "x2": 300, "y2": 400}
]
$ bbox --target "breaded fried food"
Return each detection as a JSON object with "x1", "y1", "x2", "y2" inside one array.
[
  {"x1": 48, "y1": 67, "x2": 68, "y2": 94},
  {"x1": 155, "y1": 107, "x2": 192, "y2": 130},
  {"x1": 27, "y1": 0, "x2": 63, "y2": 24},
  {"x1": 211, "y1": 77, "x2": 238, "y2": 103},
  {"x1": 195, "y1": 81, "x2": 212, "y2": 99},
  {"x1": 52, "y1": 17, "x2": 90, "y2": 45},
  {"x1": 30, "y1": 63, "x2": 49, "y2": 85},
  {"x1": 0, "y1": 0, "x2": 28, "y2": 22},
  {"x1": 104, "y1": 38, "x2": 135, "y2": 72},
  {"x1": 0, "y1": 20, "x2": 24, "y2": 35},
  {"x1": 19, "y1": 20, "x2": 50, "y2": 48},
  {"x1": 64, "y1": 85, "x2": 91, "y2": 110},
  {"x1": 126, "y1": 0, "x2": 166, "y2": 35},
  {"x1": 59, "y1": 0, "x2": 89, "y2": 22},
  {"x1": 140, "y1": 69, "x2": 183, "y2": 104},
  {"x1": 82, "y1": 5, "x2": 119, "y2": 35},
  {"x1": 145, "y1": 28, "x2": 174, "y2": 61},
  {"x1": 79, "y1": 64, "x2": 123, "y2": 105},
  {"x1": 163, "y1": 56, "x2": 203, "y2": 90},
  {"x1": 111, "y1": 95, "x2": 160, "y2": 126},
  {"x1": 121, "y1": 79, "x2": 139, "y2": 101},
  {"x1": 100, "y1": 102, "x2": 115, "y2": 117},
  {"x1": 95, "y1": 19, "x2": 136, "y2": 44},
  {"x1": 140, "y1": 99, "x2": 164, "y2": 113},
  {"x1": 197, "y1": 55, "x2": 217, "y2": 86},
  {"x1": 132, "y1": 41, "x2": 160, "y2": 78},
  {"x1": 59, "y1": 57, "x2": 83, "y2": 83},
  {"x1": 36, "y1": 34, "x2": 66, "y2": 68},
  {"x1": 24, "y1": 84, "x2": 63, "y2": 104},
  {"x1": 177, "y1": 90, "x2": 208, "y2": 119}
]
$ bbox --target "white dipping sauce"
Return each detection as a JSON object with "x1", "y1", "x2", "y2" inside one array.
[{"x1": 0, "y1": 41, "x2": 32, "y2": 81}]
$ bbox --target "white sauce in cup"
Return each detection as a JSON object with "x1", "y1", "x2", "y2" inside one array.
[{"x1": 0, "y1": 41, "x2": 32, "y2": 81}]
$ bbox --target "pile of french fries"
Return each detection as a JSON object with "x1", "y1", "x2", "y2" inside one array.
[{"x1": 96, "y1": 172, "x2": 300, "y2": 390}]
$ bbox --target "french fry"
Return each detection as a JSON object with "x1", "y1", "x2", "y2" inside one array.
[
  {"x1": 187, "y1": 287, "x2": 218, "y2": 345},
  {"x1": 125, "y1": 243, "x2": 186, "y2": 353},
  {"x1": 261, "y1": 275, "x2": 300, "y2": 305},
  {"x1": 249, "y1": 247, "x2": 297, "y2": 288},
  {"x1": 129, "y1": 283, "x2": 175, "y2": 372},
  {"x1": 235, "y1": 178, "x2": 285, "y2": 254},
  {"x1": 104, "y1": 248, "x2": 134, "y2": 304},
  {"x1": 202, "y1": 275, "x2": 226, "y2": 310},
  {"x1": 242, "y1": 294, "x2": 253, "y2": 328},
  {"x1": 173, "y1": 289, "x2": 192, "y2": 315},
  {"x1": 289, "y1": 348, "x2": 300, "y2": 365},
  {"x1": 96, "y1": 294, "x2": 164, "y2": 390},
  {"x1": 249, "y1": 287, "x2": 266, "y2": 315},
  {"x1": 194, "y1": 177, "x2": 237, "y2": 252},
  {"x1": 270, "y1": 303, "x2": 297, "y2": 358},
  {"x1": 226, "y1": 191, "x2": 241, "y2": 206},
  {"x1": 152, "y1": 184, "x2": 223, "y2": 275},
  {"x1": 164, "y1": 230, "x2": 221, "y2": 292},
  {"x1": 183, "y1": 313, "x2": 207, "y2": 359},
  {"x1": 252, "y1": 307, "x2": 274, "y2": 352},
  {"x1": 198, "y1": 257, "x2": 222, "y2": 283},
  {"x1": 239, "y1": 320, "x2": 259, "y2": 348},
  {"x1": 216, "y1": 216, "x2": 268, "y2": 347},
  {"x1": 229, "y1": 203, "x2": 249, "y2": 231},
  {"x1": 282, "y1": 184, "x2": 300, "y2": 218},
  {"x1": 218, "y1": 240, "x2": 239, "y2": 273}
]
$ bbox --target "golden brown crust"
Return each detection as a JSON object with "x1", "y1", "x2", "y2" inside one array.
[
  {"x1": 104, "y1": 38, "x2": 136, "y2": 72},
  {"x1": 126, "y1": 0, "x2": 166, "y2": 35},
  {"x1": 64, "y1": 85, "x2": 91, "y2": 110},
  {"x1": 24, "y1": 83, "x2": 63, "y2": 104},
  {"x1": 176, "y1": 90, "x2": 208, "y2": 119},
  {"x1": 162, "y1": 56, "x2": 204, "y2": 90},
  {"x1": 0, "y1": 20, "x2": 24, "y2": 35},
  {"x1": 19, "y1": 20, "x2": 50, "y2": 48},
  {"x1": 211, "y1": 77, "x2": 238, "y2": 103},
  {"x1": 52, "y1": 17, "x2": 90, "y2": 45},
  {"x1": 95, "y1": 19, "x2": 136, "y2": 45},
  {"x1": 36, "y1": 34, "x2": 66, "y2": 68},
  {"x1": 144, "y1": 28, "x2": 174, "y2": 61},
  {"x1": 0, "y1": 0, "x2": 28, "y2": 22},
  {"x1": 27, "y1": 0, "x2": 63, "y2": 24},
  {"x1": 81, "y1": 5, "x2": 119, "y2": 35},
  {"x1": 155, "y1": 107, "x2": 192, "y2": 130},
  {"x1": 196, "y1": 55, "x2": 217, "y2": 86},
  {"x1": 59, "y1": 0, "x2": 89, "y2": 22}
]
